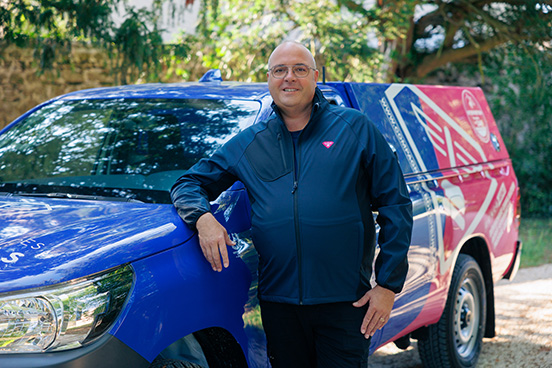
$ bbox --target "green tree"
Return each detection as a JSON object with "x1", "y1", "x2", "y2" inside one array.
[
  {"x1": 0, "y1": 0, "x2": 189, "y2": 83},
  {"x1": 187, "y1": 0, "x2": 552, "y2": 83},
  {"x1": 185, "y1": 0, "x2": 416, "y2": 82},
  {"x1": 394, "y1": 0, "x2": 552, "y2": 81},
  {"x1": 481, "y1": 43, "x2": 552, "y2": 216},
  {"x1": 4, "y1": 0, "x2": 550, "y2": 84}
]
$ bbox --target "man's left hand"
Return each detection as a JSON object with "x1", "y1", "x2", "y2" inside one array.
[{"x1": 353, "y1": 285, "x2": 396, "y2": 339}]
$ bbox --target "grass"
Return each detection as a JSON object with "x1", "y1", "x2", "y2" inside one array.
[{"x1": 518, "y1": 217, "x2": 552, "y2": 268}]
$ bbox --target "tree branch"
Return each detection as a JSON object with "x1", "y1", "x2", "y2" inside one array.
[
  {"x1": 406, "y1": 0, "x2": 552, "y2": 79},
  {"x1": 414, "y1": 35, "x2": 508, "y2": 78}
]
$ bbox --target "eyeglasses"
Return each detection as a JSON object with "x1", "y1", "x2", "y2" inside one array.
[{"x1": 268, "y1": 64, "x2": 317, "y2": 79}]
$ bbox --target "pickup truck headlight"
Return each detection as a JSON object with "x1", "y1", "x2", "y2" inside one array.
[{"x1": 0, "y1": 265, "x2": 133, "y2": 353}]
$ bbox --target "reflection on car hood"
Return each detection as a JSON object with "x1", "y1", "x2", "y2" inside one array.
[{"x1": 0, "y1": 196, "x2": 195, "y2": 293}]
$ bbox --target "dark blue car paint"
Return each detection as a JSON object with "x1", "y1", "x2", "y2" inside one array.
[{"x1": 0, "y1": 197, "x2": 193, "y2": 293}]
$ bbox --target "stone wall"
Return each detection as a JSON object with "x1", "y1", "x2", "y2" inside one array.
[{"x1": 0, "y1": 44, "x2": 118, "y2": 129}]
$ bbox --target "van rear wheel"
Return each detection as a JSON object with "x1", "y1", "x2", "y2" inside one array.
[{"x1": 418, "y1": 254, "x2": 486, "y2": 368}]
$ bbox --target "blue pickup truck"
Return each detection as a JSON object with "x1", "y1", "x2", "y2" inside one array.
[{"x1": 0, "y1": 71, "x2": 521, "y2": 368}]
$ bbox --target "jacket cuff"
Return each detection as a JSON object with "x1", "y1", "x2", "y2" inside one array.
[
  {"x1": 376, "y1": 283, "x2": 401, "y2": 294},
  {"x1": 176, "y1": 207, "x2": 210, "y2": 231}
]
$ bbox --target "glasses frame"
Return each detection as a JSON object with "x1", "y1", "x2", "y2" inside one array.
[{"x1": 268, "y1": 64, "x2": 317, "y2": 79}]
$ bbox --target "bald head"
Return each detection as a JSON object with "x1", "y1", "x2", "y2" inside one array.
[
  {"x1": 268, "y1": 41, "x2": 317, "y2": 69},
  {"x1": 266, "y1": 41, "x2": 319, "y2": 128}
]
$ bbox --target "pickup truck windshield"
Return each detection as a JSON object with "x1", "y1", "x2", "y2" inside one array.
[{"x1": 0, "y1": 98, "x2": 259, "y2": 203}]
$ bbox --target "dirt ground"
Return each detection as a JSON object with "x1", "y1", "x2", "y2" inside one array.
[{"x1": 370, "y1": 264, "x2": 552, "y2": 368}]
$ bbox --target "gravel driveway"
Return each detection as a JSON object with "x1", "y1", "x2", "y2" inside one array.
[{"x1": 370, "y1": 264, "x2": 552, "y2": 368}]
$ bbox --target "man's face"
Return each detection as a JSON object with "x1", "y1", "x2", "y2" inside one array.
[{"x1": 267, "y1": 44, "x2": 319, "y2": 115}]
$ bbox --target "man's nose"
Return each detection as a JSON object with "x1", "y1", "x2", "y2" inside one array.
[{"x1": 283, "y1": 68, "x2": 296, "y2": 80}]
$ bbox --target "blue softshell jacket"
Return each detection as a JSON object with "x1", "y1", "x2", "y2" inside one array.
[{"x1": 171, "y1": 88, "x2": 413, "y2": 305}]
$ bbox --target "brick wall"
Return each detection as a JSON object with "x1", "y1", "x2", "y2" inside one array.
[
  {"x1": 1, "y1": 44, "x2": 122, "y2": 129},
  {"x1": 0, "y1": 43, "x2": 208, "y2": 130}
]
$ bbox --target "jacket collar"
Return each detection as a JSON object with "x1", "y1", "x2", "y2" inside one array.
[{"x1": 270, "y1": 87, "x2": 329, "y2": 126}]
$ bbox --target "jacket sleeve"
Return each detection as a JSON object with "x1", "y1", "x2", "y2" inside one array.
[
  {"x1": 170, "y1": 142, "x2": 240, "y2": 231},
  {"x1": 363, "y1": 116, "x2": 413, "y2": 294}
]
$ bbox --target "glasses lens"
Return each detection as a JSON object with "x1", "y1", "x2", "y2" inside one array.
[
  {"x1": 272, "y1": 66, "x2": 288, "y2": 79},
  {"x1": 292, "y1": 65, "x2": 309, "y2": 78}
]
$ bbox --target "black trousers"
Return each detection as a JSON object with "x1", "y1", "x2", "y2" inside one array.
[{"x1": 260, "y1": 300, "x2": 371, "y2": 368}]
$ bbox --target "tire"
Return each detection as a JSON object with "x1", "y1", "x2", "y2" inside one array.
[
  {"x1": 193, "y1": 328, "x2": 249, "y2": 368},
  {"x1": 418, "y1": 254, "x2": 487, "y2": 368},
  {"x1": 149, "y1": 357, "x2": 204, "y2": 368}
]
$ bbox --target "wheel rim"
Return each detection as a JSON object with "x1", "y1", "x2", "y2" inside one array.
[{"x1": 453, "y1": 276, "x2": 481, "y2": 358}]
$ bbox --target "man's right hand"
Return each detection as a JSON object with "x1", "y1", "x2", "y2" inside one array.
[{"x1": 195, "y1": 212, "x2": 235, "y2": 272}]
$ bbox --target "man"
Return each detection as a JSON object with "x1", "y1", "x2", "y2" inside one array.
[{"x1": 171, "y1": 41, "x2": 413, "y2": 367}]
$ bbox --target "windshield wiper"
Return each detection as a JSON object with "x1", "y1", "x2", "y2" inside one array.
[{"x1": 5, "y1": 192, "x2": 143, "y2": 203}]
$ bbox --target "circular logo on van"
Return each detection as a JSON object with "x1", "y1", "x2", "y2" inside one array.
[{"x1": 462, "y1": 90, "x2": 490, "y2": 143}]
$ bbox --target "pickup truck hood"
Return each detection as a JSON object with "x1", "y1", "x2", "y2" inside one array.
[{"x1": 0, "y1": 196, "x2": 194, "y2": 293}]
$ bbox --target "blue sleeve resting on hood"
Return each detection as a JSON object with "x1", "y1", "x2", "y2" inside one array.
[{"x1": 170, "y1": 137, "x2": 242, "y2": 230}]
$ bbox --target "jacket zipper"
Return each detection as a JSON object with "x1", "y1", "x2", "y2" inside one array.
[
  {"x1": 292, "y1": 133, "x2": 302, "y2": 304},
  {"x1": 279, "y1": 102, "x2": 320, "y2": 305}
]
